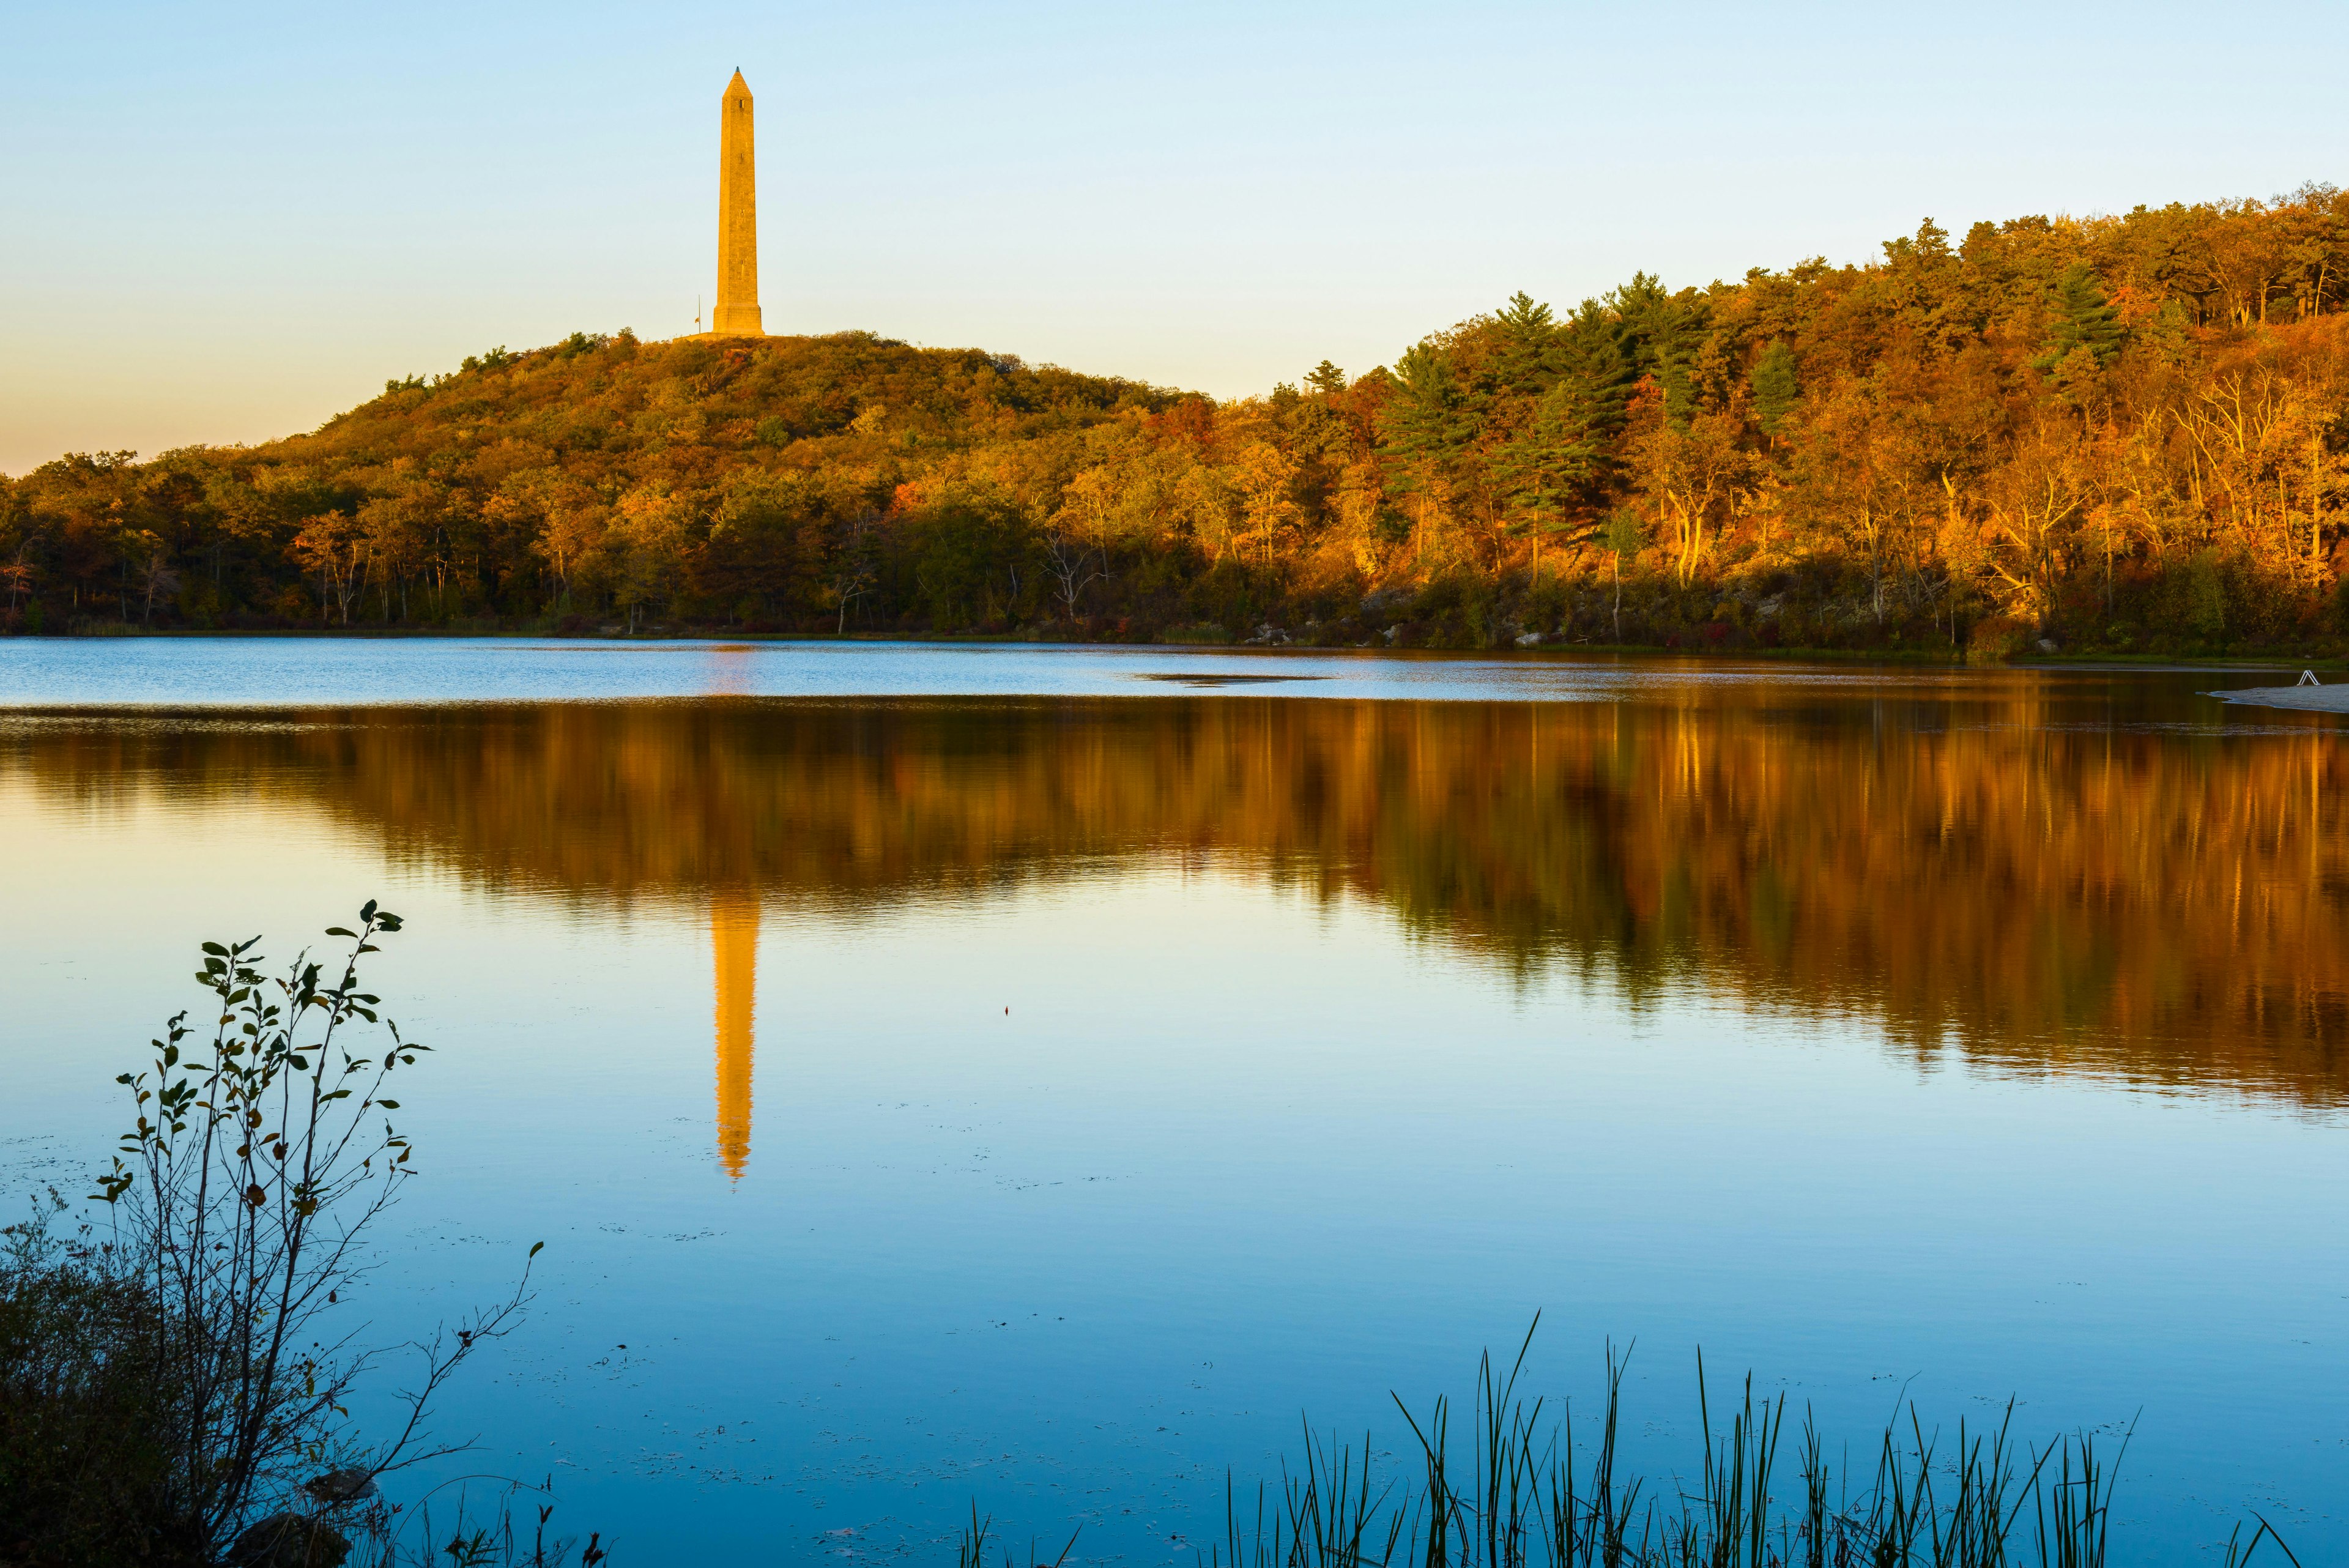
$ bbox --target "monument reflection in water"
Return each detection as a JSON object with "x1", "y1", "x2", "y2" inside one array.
[{"x1": 711, "y1": 890, "x2": 758, "y2": 1178}]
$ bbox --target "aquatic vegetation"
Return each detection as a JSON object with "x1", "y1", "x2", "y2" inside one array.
[{"x1": 960, "y1": 1325, "x2": 2303, "y2": 1568}]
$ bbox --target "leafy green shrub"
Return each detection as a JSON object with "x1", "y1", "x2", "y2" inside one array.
[{"x1": 4, "y1": 904, "x2": 546, "y2": 1567}]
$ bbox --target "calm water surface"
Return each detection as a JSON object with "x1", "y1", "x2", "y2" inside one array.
[{"x1": 2, "y1": 639, "x2": 2344, "y2": 1564}]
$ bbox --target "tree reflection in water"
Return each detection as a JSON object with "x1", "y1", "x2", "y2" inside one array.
[{"x1": 7, "y1": 687, "x2": 2344, "y2": 1178}]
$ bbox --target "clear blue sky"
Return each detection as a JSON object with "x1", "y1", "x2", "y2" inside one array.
[{"x1": 5, "y1": 0, "x2": 2345, "y2": 474}]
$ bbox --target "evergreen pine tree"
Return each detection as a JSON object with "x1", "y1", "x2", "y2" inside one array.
[
  {"x1": 1493, "y1": 378, "x2": 1603, "y2": 530},
  {"x1": 2037, "y1": 264, "x2": 2126, "y2": 370},
  {"x1": 1379, "y1": 345, "x2": 1476, "y2": 535},
  {"x1": 1494, "y1": 291, "x2": 1562, "y2": 395},
  {"x1": 1607, "y1": 273, "x2": 1707, "y2": 426},
  {"x1": 1750, "y1": 341, "x2": 1800, "y2": 434},
  {"x1": 1558, "y1": 299, "x2": 1640, "y2": 441}
]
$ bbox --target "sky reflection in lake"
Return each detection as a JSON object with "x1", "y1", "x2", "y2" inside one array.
[{"x1": 1, "y1": 641, "x2": 2343, "y2": 1564}]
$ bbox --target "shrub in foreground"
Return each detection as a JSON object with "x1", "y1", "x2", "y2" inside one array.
[{"x1": 1, "y1": 904, "x2": 595, "y2": 1568}]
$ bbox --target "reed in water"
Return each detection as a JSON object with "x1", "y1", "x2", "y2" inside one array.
[{"x1": 962, "y1": 1322, "x2": 2301, "y2": 1568}]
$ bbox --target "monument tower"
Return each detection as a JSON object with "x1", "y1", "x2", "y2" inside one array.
[{"x1": 713, "y1": 69, "x2": 763, "y2": 336}]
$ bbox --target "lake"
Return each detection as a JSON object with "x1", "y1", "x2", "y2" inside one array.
[{"x1": 2, "y1": 638, "x2": 2343, "y2": 1564}]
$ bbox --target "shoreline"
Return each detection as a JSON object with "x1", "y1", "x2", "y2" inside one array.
[{"x1": 2, "y1": 626, "x2": 2342, "y2": 672}]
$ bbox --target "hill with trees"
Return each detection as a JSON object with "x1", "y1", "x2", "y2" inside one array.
[{"x1": 9, "y1": 184, "x2": 2349, "y2": 655}]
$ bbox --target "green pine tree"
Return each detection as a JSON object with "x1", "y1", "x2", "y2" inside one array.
[
  {"x1": 2037, "y1": 264, "x2": 2126, "y2": 370},
  {"x1": 1559, "y1": 299, "x2": 1640, "y2": 440},
  {"x1": 1493, "y1": 377, "x2": 1603, "y2": 531},
  {"x1": 1494, "y1": 291, "x2": 1562, "y2": 395},
  {"x1": 1750, "y1": 341, "x2": 1800, "y2": 434},
  {"x1": 1379, "y1": 344, "x2": 1477, "y2": 521},
  {"x1": 1606, "y1": 272, "x2": 1707, "y2": 426}
]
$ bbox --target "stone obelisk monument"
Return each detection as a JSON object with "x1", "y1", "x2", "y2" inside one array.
[{"x1": 713, "y1": 69, "x2": 763, "y2": 336}]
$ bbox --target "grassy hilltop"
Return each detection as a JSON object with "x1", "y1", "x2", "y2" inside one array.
[{"x1": 10, "y1": 184, "x2": 2349, "y2": 655}]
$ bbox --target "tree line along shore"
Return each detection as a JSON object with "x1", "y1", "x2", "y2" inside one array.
[{"x1": 9, "y1": 187, "x2": 2349, "y2": 657}]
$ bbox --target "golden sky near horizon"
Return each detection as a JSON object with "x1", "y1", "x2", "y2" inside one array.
[{"x1": 7, "y1": 0, "x2": 2348, "y2": 475}]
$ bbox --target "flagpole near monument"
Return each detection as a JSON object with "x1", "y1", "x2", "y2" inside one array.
[{"x1": 711, "y1": 69, "x2": 763, "y2": 336}]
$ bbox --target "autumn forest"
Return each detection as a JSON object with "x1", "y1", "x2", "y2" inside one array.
[{"x1": 10, "y1": 187, "x2": 2349, "y2": 653}]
